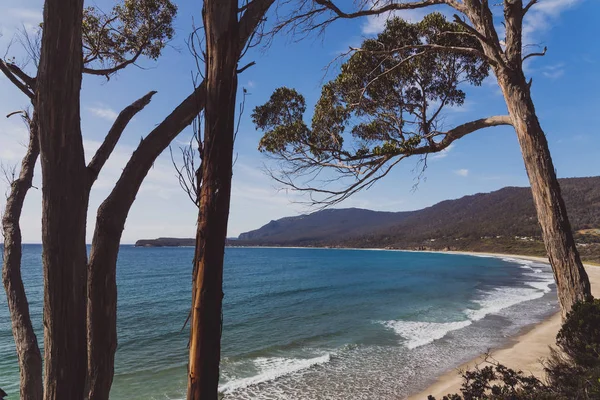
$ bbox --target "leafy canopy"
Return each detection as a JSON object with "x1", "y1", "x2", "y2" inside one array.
[
  {"x1": 252, "y1": 13, "x2": 490, "y2": 203},
  {"x1": 253, "y1": 12, "x2": 487, "y2": 164},
  {"x1": 82, "y1": 0, "x2": 177, "y2": 73}
]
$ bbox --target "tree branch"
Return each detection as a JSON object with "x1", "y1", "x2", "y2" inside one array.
[
  {"x1": 522, "y1": 46, "x2": 547, "y2": 63},
  {"x1": 262, "y1": 115, "x2": 512, "y2": 206},
  {"x1": 415, "y1": 115, "x2": 513, "y2": 154},
  {"x1": 352, "y1": 42, "x2": 497, "y2": 67},
  {"x1": 82, "y1": 47, "x2": 144, "y2": 78},
  {"x1": 2, "y1": 111, "x2": 43, "y2": 399},
  {"x1": 523, "y1": 0, "x2": 538, "y2": 14},
  {"x1": 0, "y1": 60, "x2": 34, "y2": 99},
  {"x1": 87, "y1": 91, "x2": 157, "y2": 185},
  {"x1": 314, "y1": 0, "x2": 463, "y2": 19}
]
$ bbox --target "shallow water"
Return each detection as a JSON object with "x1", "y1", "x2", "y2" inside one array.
[{"x1": 0, "y1": 246, "x2": 558, "y2": 399}]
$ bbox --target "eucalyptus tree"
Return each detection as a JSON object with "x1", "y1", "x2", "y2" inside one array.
[
  {"x1": 2, "y1": 0, "x2": 277, "y2": 399},
  {"x1": 2, "y1": 0, "x2": 176, "y2": 398},
  {"x1": 259, "y1": 0, "x2": 591, "y2": 316}
]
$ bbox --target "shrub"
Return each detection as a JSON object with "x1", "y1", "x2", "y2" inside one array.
[{"x1": 429, "y1": 299, "x2": 600, "y2": 400}]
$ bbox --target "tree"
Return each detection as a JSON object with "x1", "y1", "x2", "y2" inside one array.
[
  {"x1": 2, "y1": 0, "x2": 276, "y2": 398},
  {"x1": 258, "y1": 0, "x2": 591, "y2": 316},
  {"x1": 1, "y1": 1, "x2": 176, "y2": 398},
  {"x1": 2, "y1": 112, "x2": 42, "y2": 400},
  {"x1": 186, "y1": 1, "x2": 274, "y2": 398}
]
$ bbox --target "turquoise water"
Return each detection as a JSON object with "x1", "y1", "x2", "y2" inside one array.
[{"x1": 0, "y1": 246, "x2": 558, "y2": 399}]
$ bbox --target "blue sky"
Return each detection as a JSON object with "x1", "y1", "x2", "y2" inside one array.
[{"x1": 0, "y1": 0, "x2": 599, "y2": 243}]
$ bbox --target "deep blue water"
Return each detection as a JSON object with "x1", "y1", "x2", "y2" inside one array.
[{"x1": 0, "y1": 246, "x2": 558, "y2": 399}]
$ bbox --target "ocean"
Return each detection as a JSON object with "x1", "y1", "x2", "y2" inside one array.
[{"x1": 0, "y1": 245, "x2": 558, "y2": 399}]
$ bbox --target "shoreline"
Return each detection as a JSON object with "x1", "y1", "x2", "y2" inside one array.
[{"x1": 405, "y1": 252, "x2": 600, "y2": 400}]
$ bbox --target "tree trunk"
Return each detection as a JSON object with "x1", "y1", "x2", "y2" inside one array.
[
  {"x1": 2, "y1": 113, "x2": 43, "y2": 400},
  {"x1": 85, "y1": 3, "x2": 275, "y2": 395},
  {"x1": 187, "y1": 1, "x2": 239, "y2": 398},
  {"x1": 497, "y1": 69, "x2": 592, "y2": 316},
  {"x1": 36, "y1": 0, "x2": 89, "y2": 398}
]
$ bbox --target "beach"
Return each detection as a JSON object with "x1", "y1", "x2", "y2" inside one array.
[{"x1": 407, "y1": 252, "x2": 600, "y2": 400}]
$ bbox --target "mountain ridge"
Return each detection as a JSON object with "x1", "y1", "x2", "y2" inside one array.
[{"x1": 136, "y1": 176, "x2": 600, "y2": 262}]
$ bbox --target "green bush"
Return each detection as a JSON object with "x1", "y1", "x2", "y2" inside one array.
[
  {"x1": 555, "y1": 299, "x2": 600, "y2": 367},
  {"x1": 429, "y1": 299, "x2": 600, "y2": 400}
]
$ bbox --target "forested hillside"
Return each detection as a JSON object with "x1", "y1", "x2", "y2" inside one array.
[{"x1": 235, "y1": 177, "x2": 600, "y2": 262}]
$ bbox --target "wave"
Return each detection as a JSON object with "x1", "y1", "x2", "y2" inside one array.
[
  {"x1": 382, "y1": 320, "x2": 472, "y2": 349},
  {"x1": 466, "y1": 286, "x2": 545, "y2": 321},
  {"x1": 219, "y1": 354, "x2": 330, "y2": 394},
  {"x1": 384, "y1": 264, "x2": 555, "y2": 348}
]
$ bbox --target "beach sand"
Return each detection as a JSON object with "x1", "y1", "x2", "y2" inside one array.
[{"x1": 406, "y1": 252, "x2": 600, "y2": 400}]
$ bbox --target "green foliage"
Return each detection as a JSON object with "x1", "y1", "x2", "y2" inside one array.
[
  {"x1": 82, "y1": 0, "x2": 177, "y2": 71},
  {"x1": 429, "y1": 300, "x2": 600, "y2": 400},
  {"x1": 253, "y1": 13, "x2": 489, "y2": 197},
  {"x1": 556, "y1": 299, "x2": 600, "y2": 367},
  {"x1": 427, "y1": 361, "x2": 557, "y2": 400}
]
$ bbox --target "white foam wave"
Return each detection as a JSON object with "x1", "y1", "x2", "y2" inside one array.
[
  {"x1": 384, "y1": 264, "x2": 555, "y2": 349},
  {"x1": 383, "y1": 320, "x2": 472, "y2": 349},
  {"x1": 219, "y1": 354, "x2": 330, "y2": 394},
  {"x1": 466, "y1": 286, "x2": 547, "y2": 321}
]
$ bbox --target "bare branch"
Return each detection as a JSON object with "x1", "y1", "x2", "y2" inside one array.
[
  {"x1": 314, "y1": 0, "x2": 463, "y2": 19},
  {"x1": 82, "y1": 47, "x2": 144, "y2": 79},
  {"x1": 523, "y1": 0, "x2": 539, "y2": 14},
  {"x1": 263, "y1": 115, "x2": 512, "y2": 206},
  {"x1": 236, "y1": 61, "x2": 256, "y2": 74},
  {"x1": 0, "y1": 60, "x2": 34, "y2": 99},
  {"x1": 522, "y1": 46, "x2": 547, "y2": 63},
  {"x1": 87, "y1": 91, "x2": 157, "y2": 184}
]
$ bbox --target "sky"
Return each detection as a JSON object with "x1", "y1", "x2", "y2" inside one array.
[{"x1": 0, "y1": 0, "x2": 599, "y2": 244}]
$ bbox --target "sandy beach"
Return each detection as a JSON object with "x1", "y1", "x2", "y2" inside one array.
[{"x1": 407, "y1": 252, "x2": 600, "y2": 400}]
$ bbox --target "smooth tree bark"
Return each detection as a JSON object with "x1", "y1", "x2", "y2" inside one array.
[
  {"x1": 464, "y1": 0, "x2": 591, "y2": 316},
  {"x1": 187, "y1": 0, "x2": 239, "y2": 398},
  {"x1": 0, "y1": 0, "x2": 274, "y2": 398},
  {"x1": 297, "y1": 0, "x2": 591, "y2": 316},
  {"x1": 86, "y1": 91, "x2": 157, "y2": 400},
  {"x1": 2, "y1": 113, "x2": 43, "y2": 400},
  {"x1": 86, "y1": 2, "x2": 274, "y2": 398},
  {"x1": 35, "y1": 0, "x2": 89, "y2": 398}
]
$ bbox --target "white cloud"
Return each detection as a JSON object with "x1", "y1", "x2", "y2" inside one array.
[
  {"x1": 454, "y1": 168, "x2": 469, "y2": 177},
  {"x1": 0, "y1": 7, "x2": 42, "y2": 40},
  {"x1": 362, "y1": 9, "x2": 429, "y2": 34},
  {"x1": 245, "y1": 80, "x2": 256, "y2": 89},
  {"x1": 541, "y1": 63, "x2": 565, "y2": 79},
  {"x1": 522, "y1": 0, "x2": 583, "y2": 45},
  {"x1": 431, "y1": 144, "x2": 454, "y2": 160},
  {"x1": 87, "y1": 106, "x2": 118, "y2": 121}
]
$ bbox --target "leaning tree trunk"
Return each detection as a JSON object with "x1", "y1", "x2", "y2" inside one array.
[
  {"x1": 187, "y1": 1, "x2": 239, "y2": 398},
  {"x1": 2, "y1": 113, "x2": 43, "y2": 400},
  {"x1": 36, "y1": 0, "x2": 89, "y2": 398},
  {"x1": 497, "y1": 69, "x2": 592, "y2": 316},
  {"x1": 85, "y1": 2, "x2": 275, "y2": 397}
]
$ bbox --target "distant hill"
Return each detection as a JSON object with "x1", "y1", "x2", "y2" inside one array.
[
  {"x1": 235, "y1": 176, "x2": 600, "y2": 262},
  {"x1": 238, "y1": 208, "x2": 411, "y2": 243},
  {"x1": 135, "y1": 237, "x2": 195, "y2": 247}
]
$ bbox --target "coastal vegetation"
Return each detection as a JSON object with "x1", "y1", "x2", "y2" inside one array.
[
  {"x1": 0, "y1": 1, "x2": 597, "y2": 400},
  {"x1": 429, "y1": 300, "x2": 600, "y2": 400},
  {"x1": 253, "y1": 1, "x2": 592, "y2": 316}
]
